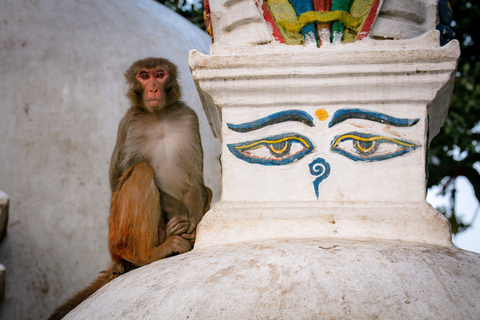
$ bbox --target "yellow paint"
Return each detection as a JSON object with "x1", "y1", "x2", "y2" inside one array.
[
  {"x1": 266, "y1": 0, "x2": 303, "y2": 45},
  {"x1": 235, "y1": 136, "x2": 310, "y2": 150},
  {"x1": 270, "y1": 143, "x2": 288, "y2": 154},
  {"x1": 343, "y1": 0, "x2": 376, "y2": 43},
  {"x1": 279, "y1": 11, "x2": 361, "y2": 33},
  {"x1": 315, "y1": 109, "x2": 328, "y2": 121},
  {"x1": 248, "y1": 145, "x2": 263, "y2": 151},
  {"x1": 332, "y1": 134, "x2": 417, "y2": 148},
  {"x1": 356, "y1": 141, "x2": 375, "y2": 152}
]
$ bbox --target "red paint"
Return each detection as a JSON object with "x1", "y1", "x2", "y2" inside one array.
[
  {"x1": 312, "y1": 0, "x2": 332, "y2": 11},
  {"x1": 357, "y1": 0, "x2": 380, "y2": 40},
  {"x1": 203, "y1": 0, "x2": 214, "y2": 42},
  {"x1": 313, "y1": 0, "x2": 332, "y2": 45},
  {"x1": 260, "y1": 1, "x2": 285, "y2": 43}
]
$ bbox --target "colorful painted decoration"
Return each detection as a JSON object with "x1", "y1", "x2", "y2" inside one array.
[
  {"x1": 257, "y1": 0, "x2": 380, "y2": 46},
  {"x1": 288, "y1": 0, "x2": 318, "y2": 44},
  {"x1": 259, "y1": 0, "x2": 287, "y2": 43},
  {"x1": 262, "y1": 0, "x2": 303, "y2": 44},
  {"x1": 203, "y1": 0, "x2": 381, "y2": 45},
  {"x1": 309, "y1": 157, "x2": 331, "y2": 198},
  {"x1": 203, "y1": 0, "x2": 213, "y2": 42},
  {"x1": 227, "y1": 110, "x2": 314, "y2": 133},
  {"x1": 330, "y1": 0, "x2": 355, "y2": 43},
  {"x1": 312, "y1": 0, "x2": 332, "y2": 45},
  {"x1": 343, "y1": 0, "x2": 381, "y2": 43},
  {"x1": 279, "y1": 11, "x2": 360, "y2": 35},
  {"x1": 227, "y1": 133, "x2": 314, "y2": 165},
  {"x1": 331, "y1": 132, "x2": 419, "y2": 162}
]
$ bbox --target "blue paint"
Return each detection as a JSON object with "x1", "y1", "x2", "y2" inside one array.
[
  {"x1": 329, "y1": 108, "x2": 420, "y2": 128},
  {"x1": 437, "y1": 23, "x2": 454, "y2": 46},
  {"x1": 437, "y1": 0, "x2": 454, "y2": 46},
  {"x1": 287, "y1": 0, "x2": 318, "y2": 43},
  {"x1": 227, "y1": 132, "x2": 314, "y2": 166},
  {"x1": 331, "y1": 131, "x2": 419, "y2": 162},
  {"x1": 227, "y1": 110, "x2": 314, "y2": 133},
  {"x1": 309, "y1": 158, "x2": 330, "y2": 199},
  {"x1": 438, "y1": 0, "x2": 453, "y2": 25}
]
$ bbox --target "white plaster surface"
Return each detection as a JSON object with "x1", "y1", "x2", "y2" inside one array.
[
  {"x1": 209, "y1": 0, "x2": 273, "y2": 46},
  {"x1": 189, "y1": 32, "x2": 459, "y2": 249},
  {"x1": 370, "y1": 0, "x2": 438, "y2": 40},
  {"x1": 67, "y1": 239, "x2": 480, "y2": 319},
  {"x1": 0, "y1": 1, "x2": 218, "y2": 319}
]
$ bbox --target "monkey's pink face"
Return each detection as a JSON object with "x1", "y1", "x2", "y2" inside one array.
[{"x1": 136, "y1": 67, "x2": 169, "y2": 111}]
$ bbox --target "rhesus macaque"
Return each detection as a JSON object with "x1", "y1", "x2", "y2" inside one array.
[{"x1": 49, "y1": 57, "x2": 212, "y2": 320}]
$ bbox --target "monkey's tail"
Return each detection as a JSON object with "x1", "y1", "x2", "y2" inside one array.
[{"x1": 48, "y1": 261, "x2": 125, "y2": 320}]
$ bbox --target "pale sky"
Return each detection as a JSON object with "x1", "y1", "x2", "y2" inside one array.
[{"x1": 427, "y1": 176, "x2": 480, "y2": 253}]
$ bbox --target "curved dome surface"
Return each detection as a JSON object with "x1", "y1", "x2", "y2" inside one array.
[{"x1": 67, "y1": 239, "x2": 480, "y2": 319}]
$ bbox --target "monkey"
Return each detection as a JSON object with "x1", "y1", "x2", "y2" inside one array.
[
  {"x1": 109, "y1": 57, "x2": 212, "y2": 238},
  {"x1": 49, "y1": 57, "x2": 212, "y2": 320}
]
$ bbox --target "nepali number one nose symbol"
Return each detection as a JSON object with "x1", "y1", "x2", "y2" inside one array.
[{"x1": 309, "y1": 158, "x2": 330, "y2": 199}]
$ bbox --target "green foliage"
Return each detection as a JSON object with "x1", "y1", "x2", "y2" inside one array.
[
  {"x1": 428, "y1": 0, "x2": 480, "y2": 234},
  {"x1": 154, "y1": 0, "x2": 206, "y2": 29}
]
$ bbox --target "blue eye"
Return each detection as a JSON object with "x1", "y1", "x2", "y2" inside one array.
[
  {"x1": 331, "y1": 132, "x2": 419, "y2": 162},
  {"x1": 227, "y1": 133, "x2": 314, "y2": 166}
]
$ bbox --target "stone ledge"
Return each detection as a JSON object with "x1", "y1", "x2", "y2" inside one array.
[{"x1": 195, "y1": 201, "x2": 452, "y2": 248}]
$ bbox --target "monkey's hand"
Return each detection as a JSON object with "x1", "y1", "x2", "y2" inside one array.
[
  {"x1": 165, "y1": 216, "x2": 189, "y2": 237},
  {"x1": 180, "y1": 220, "x2": 198, "y2": 243},
  {"x1": 187, "y1": 220, "x2": 198, "y2": 235},
  {"x1": 162, "y1": 235, "x2": 193, "y2": 256},
  {"x1": 180, "y1": 230, "x2": 196, "y2": 243}
]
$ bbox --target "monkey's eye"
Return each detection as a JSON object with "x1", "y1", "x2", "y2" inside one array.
[
  {"x1": 331, "y1": 132, "x2": 419, "y2": 162},
  {"x1": 139, "y1": 72, "x2": 149, "y2": 80},
  {"x1": 227, "y1": 133, "x2": 314, "y2": 166},
  {"x1": 156, "y1": 71, "x2": 165, "y2": 79}
]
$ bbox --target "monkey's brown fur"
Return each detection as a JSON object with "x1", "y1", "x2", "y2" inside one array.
[
  {"x1": 49, "y1": 58, "x2": 212, "y2": 319},
  {"x1": 108, "y1": 162, "x2": 195, "y2": 266}
]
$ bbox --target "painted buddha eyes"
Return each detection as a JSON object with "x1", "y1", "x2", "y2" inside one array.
[
  {"x1": 331, "y1": 132, "x2": 419, "y2": 162},
  {"x1": 227, "y1": 108, "x2": 420, "y2": 199},
  {"x1": 227, "y1": 133, "x2": 314, "y2": 166},
  {"x1": 227, "y1": 109, "x2": 420, "y2": 166}
]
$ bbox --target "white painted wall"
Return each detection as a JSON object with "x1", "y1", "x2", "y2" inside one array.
[{"x1": 0, "y1": 1, "x2": 219, "y2": 319}]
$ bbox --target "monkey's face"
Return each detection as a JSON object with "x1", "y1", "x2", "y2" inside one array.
[{"x1": 136, "y1": 67, "x2": 169, "y2": 111}]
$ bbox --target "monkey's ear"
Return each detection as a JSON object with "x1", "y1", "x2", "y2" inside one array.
[{"x1": 124, "y1": 73, "x2": 128, "y2": 78}]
